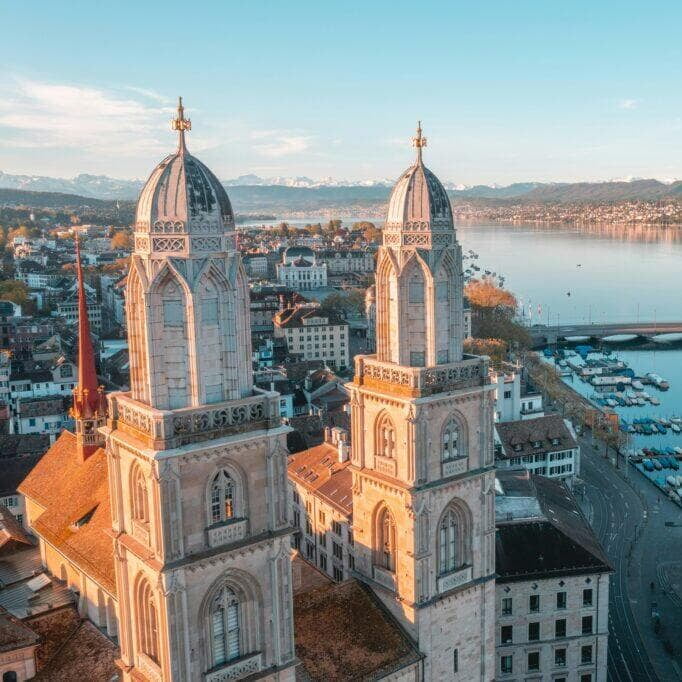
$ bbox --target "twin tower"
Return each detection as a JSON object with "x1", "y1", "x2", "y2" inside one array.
[{"x1": 104, "y1": 103, "x2": 495, "y2": 680}]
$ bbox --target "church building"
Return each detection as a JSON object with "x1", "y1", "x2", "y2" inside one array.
[{"x1": 20, "y1": 106, "x2": 497, "y2": 681}]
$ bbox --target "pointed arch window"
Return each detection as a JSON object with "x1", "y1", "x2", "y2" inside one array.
[
  {"x1": 378, "y1": 507, "x2": 397, "y2": 572},
  {"x1": 131, "y1": 465, "x2": 149, "y2": 524},
  {"x1": 442, "y1": 421, "x2": 460, "y2": 462},
  {"x1": 211, "y1": 587, "x2": 241, "y2": 666},
  {"x1": 439, "y1": 508, "x2": 458, "y2": 575},
  {"x1": 136, "y1": 578, "x2": 159, "y2": 663},
  {"x1": 375, "y1": 413, "x2": 396, "y2": 459},
  {"x1": 210, "y1": 471, "x2": 236, "y2": 524}
]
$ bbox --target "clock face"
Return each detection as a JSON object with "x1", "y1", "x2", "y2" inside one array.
[{"x1": 84, "y1": 422, "x2": 93, "y2": 434}]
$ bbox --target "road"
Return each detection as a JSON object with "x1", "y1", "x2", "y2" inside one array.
[{"x1": 578, "y1": 434, "x2": 682, "y2": 681}]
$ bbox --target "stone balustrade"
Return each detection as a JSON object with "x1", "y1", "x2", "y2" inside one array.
[
  {"x1": 206, "y1": 519, "x2": 247, "y2": 549},
  {"x1": 355, "y1": 354, "x2": 489, "y2": 397},
  {"x1": 441, "y1": 456, "x2": 468, "y2": 478},
  {"x1": 204, "y1": 653, "x2": 262, "y2": 681},
  {"x1": 437, "y1": 565, "x2": 472, "y2": 594},
  {"x1": 373, "y1": 565, "x2": 396, "y2": 591},
  {"x1": 108, "y1": 389, "x2": 280, "y2": 450}
]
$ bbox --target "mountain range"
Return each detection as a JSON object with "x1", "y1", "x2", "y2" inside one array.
[{"x1": 2, "y1": 170, "x2": 682, "y2": 213}]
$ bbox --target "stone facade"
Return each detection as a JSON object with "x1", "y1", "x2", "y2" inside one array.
[
  {"x1": 496, "y1": 573, "x2": 609, "y2": 682},
  {"x1": 346, "y1": 127, "x2": 496, "y2": 680},
  {"x1": 105, "y1": 103, "x2": 296, "y2": 682}
]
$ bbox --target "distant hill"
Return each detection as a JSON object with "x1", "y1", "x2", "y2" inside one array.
[
  {"x1": 522, "y1": 179, "x2": 682, "y2": 203},
  {"x1": 0, "y1": 188, "x2": 127, "y2": 209}
]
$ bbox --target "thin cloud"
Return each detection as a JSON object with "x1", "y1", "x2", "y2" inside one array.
[
  {"x1": 618, "y1": 98, "x2": 639, "y2": 110},
  {"x1": 251, "y1": 130, "x2": 313, "y2": 157},
  {"x1": 0, "y1": 77, "x2": 171, "y2": 156}
]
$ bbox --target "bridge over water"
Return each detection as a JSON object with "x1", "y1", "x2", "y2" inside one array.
[{"x1": 530, "y1": 321, "x2": 682, "y2": 347}]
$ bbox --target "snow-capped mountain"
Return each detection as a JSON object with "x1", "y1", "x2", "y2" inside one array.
[{"x1": 0, "y1": 171, "x2": 144, "y2": 200}]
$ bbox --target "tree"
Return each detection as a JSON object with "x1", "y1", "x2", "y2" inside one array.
[
  {"x1": 463, "y1": 338, "x2": 507, "y2": 368},
  {"x1": 0, "y1": 280, "x2": 35, "y2": 313},
  {"x1": 353, "y1": 221, "x2": 381, "y2": 243},
  {"x1": 318, "y1": 289, "x2": 366, "y2": 319},
  {"x1": 110, "y1": 230, "x2": 133, "y2": 250}
]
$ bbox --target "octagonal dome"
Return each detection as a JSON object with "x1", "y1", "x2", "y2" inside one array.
[{"x1": 384, "y1": 123, "x2": 453, "y2": 234}]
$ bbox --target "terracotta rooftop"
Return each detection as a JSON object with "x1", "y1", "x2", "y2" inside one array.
[
  {"x1": 0, "y1": 453, "x2": 43, "y2": 496},
  {"x1": 26, "y1": 605, "x2": 119, "y2": 681},
  {"x1": 274, "y1": 306, "x2": 346, "y2": 329},
  {"x1": 0, "y1": 434, "x2": 50, "y2": 459},
  {"x1": 18, "y1": 431, "x2": 116, "y2": 593},
  {"x1": 0, "y1": 507, "x2": 33, "y2": 550},
  {"x1": 288, "y1": 444, "x2": 353, "y2": 517},
  {"x1": 294, "y1": 579, "x2": 421, "y2": 681},
  {"x1": 0, "y1": 605, "x2": 39, "y2": 653},
  {"x1": 496, "y1": 414, "x2": 577, "y2": 459}
]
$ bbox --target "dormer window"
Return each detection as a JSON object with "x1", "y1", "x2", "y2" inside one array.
[
  {"x1": 532, "y1": 440, "x2": 542, "y2": 448},
  {"x1": 513, "y1": 443, "x2": 523, "y2": 452}
]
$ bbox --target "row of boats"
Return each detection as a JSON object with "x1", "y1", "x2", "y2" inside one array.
[
  {"x1": 620, "y1": 416, "x2": 682, "y2": 435},
  {"x1": 594, "y1": 391, "x2": 661, "y2": 409}
]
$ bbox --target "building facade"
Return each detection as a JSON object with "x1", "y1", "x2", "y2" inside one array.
[
  {"x1": 104, "y1": 100, "x2": 297, "y2": 681},
  {"x1": 276, "y1": 247, "x2": 327, "y2": 291},
  {"x1": 273, "y1": 304, "x2": 349, "y2": 370}
]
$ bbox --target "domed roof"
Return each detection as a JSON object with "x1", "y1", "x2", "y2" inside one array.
[
  {"x1": 384, "y1": 123, "x2": 453, "y2": 233},
  {"x1": 135, "y1": 98, "x2": 234, "y2": 235}
]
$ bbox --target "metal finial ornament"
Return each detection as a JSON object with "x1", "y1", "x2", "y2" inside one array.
[
  {"x1": 171, "y1": 96, "x2": 191, "y2": 151},
  {"x1": 412, "y1": 120, "x2": 427, "y2": 162}
]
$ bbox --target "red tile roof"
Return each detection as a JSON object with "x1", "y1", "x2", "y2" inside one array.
[
  {"x1": 18, "y1": 431, "x2": 116, "y2": 594},
  {"x1": 288, "y1": 444, "x2": 353, "y2": 516}
]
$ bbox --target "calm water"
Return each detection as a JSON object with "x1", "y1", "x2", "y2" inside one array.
[
  {"x1": 456, "y1": 222, "x2": 682, "y2": 462},
  {"x1": 457, "y1": 222, "x2": 682, "y2": 325}
]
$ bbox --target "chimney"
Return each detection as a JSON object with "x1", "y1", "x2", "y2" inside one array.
[
  {"x1": 324, "y1": 426, "x2": 332, "y2": 444},
  {"x1": 338, "y1": 440, "x2": 349, "y2": 463}
]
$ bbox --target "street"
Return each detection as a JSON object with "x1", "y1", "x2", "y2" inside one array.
[{"x1": 578, "y1": 432, "x2": 682, "y2": 681}]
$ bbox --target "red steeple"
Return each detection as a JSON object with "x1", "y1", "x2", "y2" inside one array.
[{"x1": 71, "y1": 236, "x2": 106, "y2": 458}]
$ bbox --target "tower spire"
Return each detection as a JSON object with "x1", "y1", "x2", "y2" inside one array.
[
  {"x1": 171, "y1": 96, "x2": 191, "y2": 152},
  {"x1": 412, "y1": 120, "x2": 427, "y2": 163},
  {"x1": 71, "y1": 235, "x2": 106, "y2": 459}
]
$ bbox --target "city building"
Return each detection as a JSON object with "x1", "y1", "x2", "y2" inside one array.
[
  {"x1": 276, "y1": 246, "x2": 328, "y2": 290},
  {"x1": 316, "y1": 248, "x2": 374, "y2": 275},
  {"x1": 495, "y1": 469, "x2": 611, "y2": 682},
  {"x1": 491, "y1": 362, "x2": 544, "y2": 422},
  {"x1": 13, "y1": 396, "x2": 65, "y2": 437},
  {"x1": 273, "y1": 304, "x2": 350, "y2": 370},
  {"x1": 495, "y1": 414, "x2": 580, "y2": 485}
]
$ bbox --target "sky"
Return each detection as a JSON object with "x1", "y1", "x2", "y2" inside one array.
[{"x1": 1, "y1": 0, "x2": 682, "y2": 185}]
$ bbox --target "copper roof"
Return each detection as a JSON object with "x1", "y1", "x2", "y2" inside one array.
[{"x1": 18, "y1": 431, "x2": 116, "y2": 593}]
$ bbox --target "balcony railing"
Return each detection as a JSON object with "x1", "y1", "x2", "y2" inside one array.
[
  {"x1": 355, "y1": 354, "x2": 489, "y2": 397},
  {"x1": 108, "y1": 389, "x2": 281, "y2": 450},
  {"x1": 204, "y1": 653, "x2": 262, "y2": 681},
  {"x1": 441, "y1": 456, "x2": 468, "y2": 478},
  {"x1": 437, "y1": 565, "x2": 472, "y2": 594},
  {"x1": 207, "y1": 519, "x2": 248, "y2": 549},
  {"x1": 373, "y1": 565, "x2": 396, "y2": 591}
]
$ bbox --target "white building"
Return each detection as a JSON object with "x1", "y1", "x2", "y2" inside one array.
[
  {"x1": 273, "y1": 304, "x2": 349, "y2": 370},
  {"x1": 276, "y1": 246, "x2": 328, "y2": 290},
  {"x1": 491, "y1": 362, "x2": 544, "y2": 422},
  {"x1": 495, "y1": 414, "x2": 580, "y2": 485},
  {"x1": 495, "y1": 469, "x2": 610, "y2": 682}
]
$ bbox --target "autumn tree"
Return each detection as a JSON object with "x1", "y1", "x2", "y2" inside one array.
[
  {"x1": 463, "y1": 338, "x2": 507, "y2": 368},
  {"x1": 318, "y1": 289, "x2": 366, "y2": 319},
  {"x1": 353, "y1": 221, "x2": 381, "y2": 243},
  {"x1": 110, "y1": 229, "x2": 133, "y2": 250}
]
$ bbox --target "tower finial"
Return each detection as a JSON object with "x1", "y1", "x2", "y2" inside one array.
[
  {"x1": 412, "y1": 120, "x2": 427, "y2": 163},
  {"x1": 171, "y1": 95, "x2": 191, "y2": 152}
]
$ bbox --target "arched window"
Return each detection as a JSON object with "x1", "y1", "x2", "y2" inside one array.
[
  {"x1": 136, "y1": 578, "x2": 159, "y2": 663},
  {"x1": 442, "y1": 421, "x2": 460, "y2": 462},
  {"x1": 375, "y1": 413, "x2": 396, "y2": 459},
  {"x1": 439, "y1": 508, "x2": 458, "y2": 574},
  {"x1": 377, "y1": 507, "x2": 397, "y2": 572},
  {"x1": 437, "y1": 501, "x2": 472, "y2": 576},
  {"x1": 210, "y1": 587, "x2": 241, "y2": 666},
  {"x1": 210, "y1": 470, "x2": 236, "y2": 525},
  {"x1": 3, "y1": 672, "x2": 18, "y2": 682},
  {"x1": 131, "y1": 465, "x2": 149, "y2": 524}
]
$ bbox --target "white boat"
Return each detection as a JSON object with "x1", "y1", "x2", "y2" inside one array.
[
  {"x1": 671, "y1": 416, "x2": 682, "y2": 424},
  {"x1": 632, "y1": 380, "x2": 645, "y2": 390},
  {"x1": 675, "y1": 447, "x2": 682, "y2": 455},
  {"x1": 637, "y1": 398, "x2": 646, "y2": 406},
  {"x1": 671, "y1": 424, "x2": 681, "y2": 434},
  {"x1": 650, "y1": 397, "x2": 661, "y2": 406}
]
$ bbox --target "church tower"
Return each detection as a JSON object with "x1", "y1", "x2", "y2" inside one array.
[
  {"x1": 104, "y1": 100, "x2": 296, "y2": 682},
  {"x1": 348, "y1": 124, "x2": 496, "y2": 679}
]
